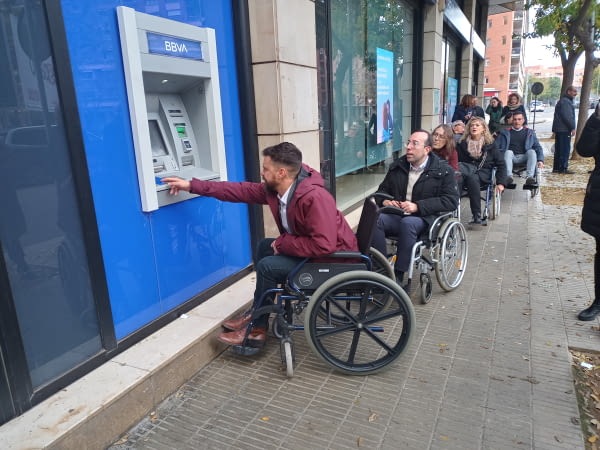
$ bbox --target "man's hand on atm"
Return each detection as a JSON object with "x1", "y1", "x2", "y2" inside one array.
[{"x1": 161, "y1": 177, "x2": 191, "y2": 196}]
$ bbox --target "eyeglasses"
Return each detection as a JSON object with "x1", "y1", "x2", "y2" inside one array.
[{"x1": 432, "y1": 133, "x2": 446, "y2": 140}]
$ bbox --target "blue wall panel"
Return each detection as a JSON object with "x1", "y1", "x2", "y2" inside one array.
[{"x1": 60, "y1": 0, "x2": 251, "y2": 338}]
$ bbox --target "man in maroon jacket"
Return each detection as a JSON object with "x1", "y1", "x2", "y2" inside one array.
[{"x1": 162, "y1": 142, "x2": 358, "y2": 347}]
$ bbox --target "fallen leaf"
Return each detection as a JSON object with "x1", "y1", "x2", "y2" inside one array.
[
  {"x1": 113, "y1": 435, "x2": 129, "y2": 445},
  {"x1": 260, "y1": 416, "x2": 270, "y2": 421},
  {"x1": 149, "y1": 411, "x2": 158, "y2": 422},
  {"x1": 439, "y1": 435, "x2": 450, "y2": 441},
  {"x1": 589, "y1": 436, "x2": 597, "y2": 443},
  {"x1": 357, "y1": 437, "x2": 364, "y2": 447},
  {"x1": 368, "y1": 412, "x2": 379, "y2": 423}
]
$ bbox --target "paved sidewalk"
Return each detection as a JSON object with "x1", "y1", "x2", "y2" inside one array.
[{"x1": 110, "y1": 170, "x2": 597, "y2": 450}]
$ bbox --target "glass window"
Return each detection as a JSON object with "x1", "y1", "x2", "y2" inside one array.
[
  {"x1": 330, "y1": 0, "x2": 414, "y2": 211},
  {"x1": 0, "y1": 4, "x2": 101, "y2": 388}
]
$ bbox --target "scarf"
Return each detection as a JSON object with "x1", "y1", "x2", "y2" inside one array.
[{"x1": 467, "y1": 137, "x2": 484, "y2": 159}]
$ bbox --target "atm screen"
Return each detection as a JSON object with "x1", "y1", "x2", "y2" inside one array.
[{"x1": 148, "y1": 119, "x2": 168, "y2": 157}]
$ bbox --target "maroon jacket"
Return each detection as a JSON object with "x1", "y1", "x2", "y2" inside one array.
[{"x1": 189, "y1": 165, "x2": 358, "y2": 258}]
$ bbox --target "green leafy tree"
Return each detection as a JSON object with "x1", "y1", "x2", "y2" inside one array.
[
  {"x1": 526, "y1": 0, "x2": 600, "y2": 157},
  {"x1": 528, "y1": 76, "x2": 562, "y2": 103}
]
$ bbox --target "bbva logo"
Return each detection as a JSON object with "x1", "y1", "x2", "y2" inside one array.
[{"x1": 165, "y1": 41, "x2": 187, "y2": 53}]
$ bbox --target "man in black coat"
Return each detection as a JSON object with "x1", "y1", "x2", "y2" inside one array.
[
  {"x1": 372, "y1": 130, "x2": 459, "y2": 282},
  {"x1": 576, "y1": 104, "x2": 600, "y2": 321},
  {"x1": 552, "y1": 86, "x2": 578, "y2": 174}
]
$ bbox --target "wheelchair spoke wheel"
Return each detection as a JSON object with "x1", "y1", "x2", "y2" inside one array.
[
  {"x1": 280, "y1": 339, "x2": 294, "y2": 377},
  {"x1": 316, "y1": 248, "x2": 394, "y2": 324},
  {"x1": 420, "y1": 273, "x2": 432, "y2": 304},
  {"x1": 490, "y1": 188, "x2": 501, "y2": 219},
  {"x1": 305, "y1": 271, "x2": 415, "y2": 375},
  {"x1": 434, "y1": 220, "x2": 468, "y2": 291}
]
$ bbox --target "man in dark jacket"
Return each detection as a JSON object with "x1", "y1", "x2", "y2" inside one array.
[
  {"x1": 372, "y1": 130, "x2": 459, "y2": 282},
  {"x1": 552, "y1": 86, "x2": 578, "y2": 174},
  {"x1": 162, "y1": 142, "x2": 358, "y2": 346},
  {"x1": 495, "y1": 111, "x2": 544, "y2": 185},
  {"x1": 576, "y1": 104, "x2": 600, "y2": 321}
]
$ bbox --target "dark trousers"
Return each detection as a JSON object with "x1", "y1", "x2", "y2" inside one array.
[
  {"x1": 553, "y1": 132, "x2": 571, "y2": 172},
  {"x1": 252, "y1": 238, "x2": 303, "y2": 328},
  {"x1": 371, "y1": 213, "x2": 426, "y2": 273}
]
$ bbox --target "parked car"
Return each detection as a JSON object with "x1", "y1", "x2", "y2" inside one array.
[
  {"x1": 530, "y1": 101, "x2": 544, "y2": 112},
  {"x1": 590, "y1": 99, "x2": 597, "y2": 109}
]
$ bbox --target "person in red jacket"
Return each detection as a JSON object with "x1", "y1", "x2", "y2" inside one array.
[{"x1": 162, "y1": 142, "x2": 358, "y2": 347}]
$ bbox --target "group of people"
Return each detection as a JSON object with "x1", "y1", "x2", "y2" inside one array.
[{"x1": 159, "y1": 86, "x2": 598, "y2": 349}]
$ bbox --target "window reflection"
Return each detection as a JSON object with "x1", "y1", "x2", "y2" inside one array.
[
  {"x1": 0, "y1": 3, "x2": 101, "y2": 388},
  {"x1": 329, "y1": 0, "x2": 414, "y2": 211}
]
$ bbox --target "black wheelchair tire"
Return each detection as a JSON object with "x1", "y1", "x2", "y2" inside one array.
[
  {"x1": 304, "y1": 271, "x2": 415, "y2": 375},
  {"x1": 434, "y1": 219, "x2": 468, "y2": 292}
]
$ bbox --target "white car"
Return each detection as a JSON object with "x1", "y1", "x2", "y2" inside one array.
[{"x1": 530, "y1": 101, "x2": 544, "y2": 112}]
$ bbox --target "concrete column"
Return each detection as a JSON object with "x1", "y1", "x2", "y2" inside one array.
[
  {"x1": 421, "y1": 2, "x2": 444, "y2": 130},
  {"x1": 248, "y1": 0, "x2": 320, "y2": 236}
]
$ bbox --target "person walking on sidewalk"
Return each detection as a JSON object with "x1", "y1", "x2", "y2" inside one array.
[
  {"x1": 552, "y1": 85, "x2": 578, "y2": 174},
  {"x1": 495, "y1": 111, "x2": 544, "y2": 186},
  {"x1": 161, "y1": 142, "x2": 358, "y2": 346},
  {"x1": 576, "y1": 104, "x2": 600, "y2": 321},
  {"x1": 457, "y1": 117, "x2": 507, "y2": 224}
]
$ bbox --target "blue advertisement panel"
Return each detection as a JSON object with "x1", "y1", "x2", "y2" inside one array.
[
  {"x1": 376, "y1": 48, "x2": 394, "y2": 144},
  {"x1": 60, "y1": 0, "x2": 251, "y2": 339},
  {"x1": 447, "y1": 77, "x2": 458, "y2": 123}
]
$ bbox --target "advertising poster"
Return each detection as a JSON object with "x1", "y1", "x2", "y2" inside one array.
[
  {"x1": 447, "y1": 77, "x2": 458, "y2": 123},
  {"x1": 376, "y1": 48, "x2": 394, "y2": 144}
]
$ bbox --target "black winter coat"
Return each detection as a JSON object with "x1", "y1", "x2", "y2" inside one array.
[
  {"x1": 578, "y1": 114, "x2": 600, "y2": 238},
  {"x1": 376, "y1": 153, "x2": 459, "y2": 227},
  {"x1": 552, "y1": 94, "x2": 576, "y2": 133},
  {"x1": 456, "y1": 140, "x2": 508, "y2": 187}
]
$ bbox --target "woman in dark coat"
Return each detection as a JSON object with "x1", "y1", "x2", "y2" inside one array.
[
  {"x1": 576, "y1": 106, "x2": 600, "y2": 320},
  {"x1": 457, "y1": 116, "x2": 507, "y2": 224},
  {"x1": 502, "y1": 93, "x2": 528, "y2": 125}
]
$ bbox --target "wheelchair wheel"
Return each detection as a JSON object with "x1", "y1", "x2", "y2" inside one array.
[
  {"x1": 317, "y1": 248, "x2": 394, "y2": 324},
  {"x1": 434, "y1": 219, "x2": 468, "y2": 291},
  {"x1": 489, "y1": 186, "x2": 501, "y2": 220},
  {"x1": 420, "y1": 273, "x2": 432, "y2": 304},
  {"x1": 280, "y1": 339, "x2": 294, "y2": 377},
  {"x1": 305, "y1": 271, "x2": 415, "y2": 375}
]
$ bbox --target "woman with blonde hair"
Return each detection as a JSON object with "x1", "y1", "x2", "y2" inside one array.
[{"x1": 457, "y1": 117, "x2": 507, "y2": 224}]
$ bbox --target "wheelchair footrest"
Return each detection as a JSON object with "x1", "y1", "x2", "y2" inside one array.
[
  {"x1": 231, "y1": 344, "x2": 262, "y2": 356},
  {"x1": 523, "y1": 184, "x2": 538, "y2": 190}
]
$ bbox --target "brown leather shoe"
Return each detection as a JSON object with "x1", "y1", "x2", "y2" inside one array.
[
  {"x1": 217, "y1": 327, "x2": 267, "y2": 347},
  {"x1": 222, "y1": 312, "x2": 252, "y2": 331}
]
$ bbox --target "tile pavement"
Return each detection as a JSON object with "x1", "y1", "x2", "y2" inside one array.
[{"x1": 109, "y1": 172, "x2": 597, "y2": 450}]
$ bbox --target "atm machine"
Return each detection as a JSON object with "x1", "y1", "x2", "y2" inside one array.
[{"x1": 117, "y1": 6, "x2": 227, "y2": 212}]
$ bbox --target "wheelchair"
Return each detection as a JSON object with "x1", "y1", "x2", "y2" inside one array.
[
  {"x1": 505, "y1": 163, "x2": 539, "y2": 198},
  {"x1": 376, "y1": 196, "x2": 468, "y2": 304},
  {"x1": 461, "y1": 166, "x2": 501, "y2": 225},
  {"x1": 230, "y1": 197, "x2": 416, "y2": 377}
]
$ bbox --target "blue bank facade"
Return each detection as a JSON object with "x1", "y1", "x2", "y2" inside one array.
[{"x1": 0, "y1": 0, "x2": 256, "y2": 424}]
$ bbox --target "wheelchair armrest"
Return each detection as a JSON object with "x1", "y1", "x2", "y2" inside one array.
[
  {"x1": 323, "y1": 251, "x2": 363, "y2": 259},
  {"x1": 371, "y1": 192, "x2": 394, "y2": 201},
  {"x1": 379, "y1": 206, "x2": 406, "y2": 216}
]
